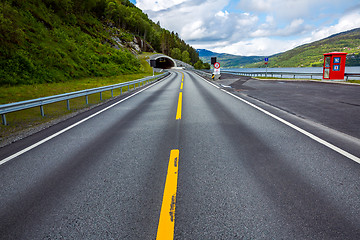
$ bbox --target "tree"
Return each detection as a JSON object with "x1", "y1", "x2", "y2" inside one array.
[
  {"x1": 43, "y1": 0, "x2": 74, "y2": 15},
  {"x1": 203, "y1": 63, "x2": 211, "y2": 69},
  {"x1": 170, "y1": 48, "x2": 181, "y2": 60},
  {"x1": 160, "y1": 30, "x2": 170, "y2": 55},
  {"x1": 73, "y1": 0, "x2": 100, "y2": 13},
  {"x1": 182, "y1": 50, "x2": 191, "y2": 64},
  {"x1": 194, "y1": 60, "x2": 204, "y2": 69}
]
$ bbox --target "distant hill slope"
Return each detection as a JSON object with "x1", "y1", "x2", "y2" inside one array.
[
  {"x1": 197, "y1": 49, "x2": 264, "y2": 68},
  {"x1": 248, "y1": 28, "x2": 360, "y2": 68},
  {"x1": 199, "y1": 28, "x2": 360, "y2": 68}
]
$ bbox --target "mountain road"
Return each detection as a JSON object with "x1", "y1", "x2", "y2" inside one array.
[{"x1": 1, "y1": 70, "x2": 360, "y2": 239}]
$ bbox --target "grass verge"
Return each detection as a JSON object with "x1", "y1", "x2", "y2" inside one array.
[
  {"x1": 348, "y1": 80, "x2": 360, "y2": 84},
  {"x1": 0, "y1": 53, "x2": 159, "y2": 144}
]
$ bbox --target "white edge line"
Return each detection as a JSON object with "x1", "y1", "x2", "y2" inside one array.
[
  {"x1": 219, "y1": 89, "x2": 360, "y2": 164},
  {"x1": 0, "y1": 75, "x2": 171, "y2": 166},
  {"x1": 195, "y1": 74, "x2": 360, "y2": 164},
  {"x1": 191, "y1": 72, "x2": 220, "y2": 89},
  {"x1": 202, "y1": 79, "x2": 220, "y2": 89}
]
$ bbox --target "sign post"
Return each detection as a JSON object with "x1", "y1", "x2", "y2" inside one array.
[
  {"x1": 211, "y1": 57, "x2": 217, "y2": 65},
  {"x1": 150, "y1": 59, "x2": 156, "y2": 76},
  {"x1": 213, "y1": 62, "x2": 221, "y2": 80},
  {"x1": 264, "y1": 57, "x2": 269, "y2": 77}
]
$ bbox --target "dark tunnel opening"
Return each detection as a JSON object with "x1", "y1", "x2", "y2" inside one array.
[{"x1": 155, "y1": 57, "x2": 175, "y2": 69}]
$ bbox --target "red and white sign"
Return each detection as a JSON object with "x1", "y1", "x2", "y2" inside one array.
[{"x1": 214, "y1": 62, "x2": 220, "y2": 69}]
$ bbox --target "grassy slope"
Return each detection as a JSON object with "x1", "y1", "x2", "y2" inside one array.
[
  {"x1": 0, "y1": 1, "x2": 141, "y2": 86},
  {"x1": 0, "y1": 52, "x2": 157, "y2": 141},
  {"x1": 0, "y1": 53, "x2": 154, "y2": 104}
]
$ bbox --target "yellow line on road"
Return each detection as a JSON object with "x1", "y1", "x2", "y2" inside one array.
[
  {"x1": 180, "y1": 82, "x2": 183, "y2": 90},
  {"x1": 181, "y1": 73, "x2": 184, "y2": 81},
  {"x1": 156, "y1": 149, "x2": 180, "y2": 240},
  {"x1": 176, "y1": 92, "x2": 182, "y2": 120}
]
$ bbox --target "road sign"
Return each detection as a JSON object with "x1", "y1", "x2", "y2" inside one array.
[
  {"x1": 214, "y1": 62, "x2": 220, "y2": 69},
  {"x1": 265, "y1": 57, "x2": 269, "y2": 62},
  {"x1": 150, "y1": 59, "x2": 156, "y2": 67},
  {"x1": 211, "y1": 57, "x2": 217, "y2": 65}
]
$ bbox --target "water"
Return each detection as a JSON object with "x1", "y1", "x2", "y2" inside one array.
[{"x1": 223, "y1": 66, "x2": 360, "y2": 80}]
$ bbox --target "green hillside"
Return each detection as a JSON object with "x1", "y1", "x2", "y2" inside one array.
[
  {"x1": 0, "y1": 0, "x2": 204, "y2": 86},
  {"x1": 247, "y1": 28, "x2": 360, "y2": 68}
]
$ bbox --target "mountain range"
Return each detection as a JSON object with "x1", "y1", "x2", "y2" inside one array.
[
  {"x1": 198, "y1": 28, "x2": 360, "y2": 68},
  {"x1": 197, "y1": 49, "x2": 264, "y2": 68}
]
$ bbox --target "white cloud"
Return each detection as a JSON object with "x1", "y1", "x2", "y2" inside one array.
[
  {"x1": 137, "y1": 0, "x2": 259, "y2": 43},
  {"x1": 276, "y1": 18, "x2": 307, "y2": 36},
  {"x1": 249, "y1": 18, "x2": 306, "y2": 38},
  {"x1": 238, "y1": 0, "x2": 272, "y2": 12},
  {"x1": 135, "y1": 0, "x2": 188, "y2": 11},
  {"x1": 134, "y1": 0, "x2": 360, "y2": 56},
  {"x1": 310, "y1": 10, "x2": 360, "y2": 42},
  {"x1": 210, "y1": 38, "x2": 300, "y2": 56},
  {"x1": 215, "y1": 10, "x2": 229, "y2": 18},
  {"x1": 238, "y1": 0, "x2": 330, "y2": 20},
  {"x1": 181, "y1": 20, "x2": 207, "y2": 40},
  {"x1": 266, "y1": 15, "x2": 275, "y2": 24}
]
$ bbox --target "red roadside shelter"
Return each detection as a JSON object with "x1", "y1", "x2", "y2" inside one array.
[{"x1": 323, "y1": 52, "x2": 347, "y2": 80}]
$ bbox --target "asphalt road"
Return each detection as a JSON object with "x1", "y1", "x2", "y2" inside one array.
[
  {"x1": 1, "y1": 70, "x2": 360, "y2": 239},
  {"x1": 226, "y1": 77, "x2": 360, "y2": 139}
]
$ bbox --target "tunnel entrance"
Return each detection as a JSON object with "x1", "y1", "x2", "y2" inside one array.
[
  {"x1": 150, "y1": 55, "x2": 177, "y2": 69},
  {"x1": 156, "y1": 57, "x2": 175, "y2": 69}
]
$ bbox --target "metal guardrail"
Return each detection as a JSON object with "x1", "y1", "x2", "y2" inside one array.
[
  {"x1": 0, "y1": 72, "x2": 169, "y2": 125},
  {"x1": 344, "y1": 73, "x2": 360, "y2": 80},
  {"x1": 192, "y1": 69, "x2": 212, "y2": 79},
  {"x1": 221, "y1": 70, "x2": 323, "y2": 79},
  {"x1": 193, "y1": 69, "x2": 324, "y2": 80},
  {"x1": 221, "y1": 70, "x2": 360, "y2": 80}
]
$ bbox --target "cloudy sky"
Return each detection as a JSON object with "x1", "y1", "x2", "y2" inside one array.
[{"x1": 129, "y1": 0, "x2": 360, "y2": 56}]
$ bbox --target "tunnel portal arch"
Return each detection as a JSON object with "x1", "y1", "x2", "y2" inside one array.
[{"x1": 150, "y1": 55, "x2": 177, "y2": 69}]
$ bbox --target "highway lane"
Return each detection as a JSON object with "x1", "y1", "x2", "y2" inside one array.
[
  {"x1": 175, "y1": 71, "x2": 360, "y2": 239},
  {"x1": 0, "y1": 70, "x2": 360, "y2": 239},
  {"x1": 0, "y1": 71, "x2": 182, "y2": 239}
]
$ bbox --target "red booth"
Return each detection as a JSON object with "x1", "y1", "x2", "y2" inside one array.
[{"x1": 323, "y1": 52, "x2": 347, "y2": 80}]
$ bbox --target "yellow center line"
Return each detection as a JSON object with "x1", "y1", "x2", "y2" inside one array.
[
  {"x1": 180, "y1": 82, "x2": 183, "y2": 90},
  {"x1": 176, "y1": 92, "x2": 182, "y2": 120},
  {"x1": 156, "y1": 149, "x2": 180, "y2": 240}
]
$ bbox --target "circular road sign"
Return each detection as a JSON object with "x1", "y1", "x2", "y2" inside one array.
[{"x1": 214, "y1": 62, "x2": 220, "y2": 69}]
